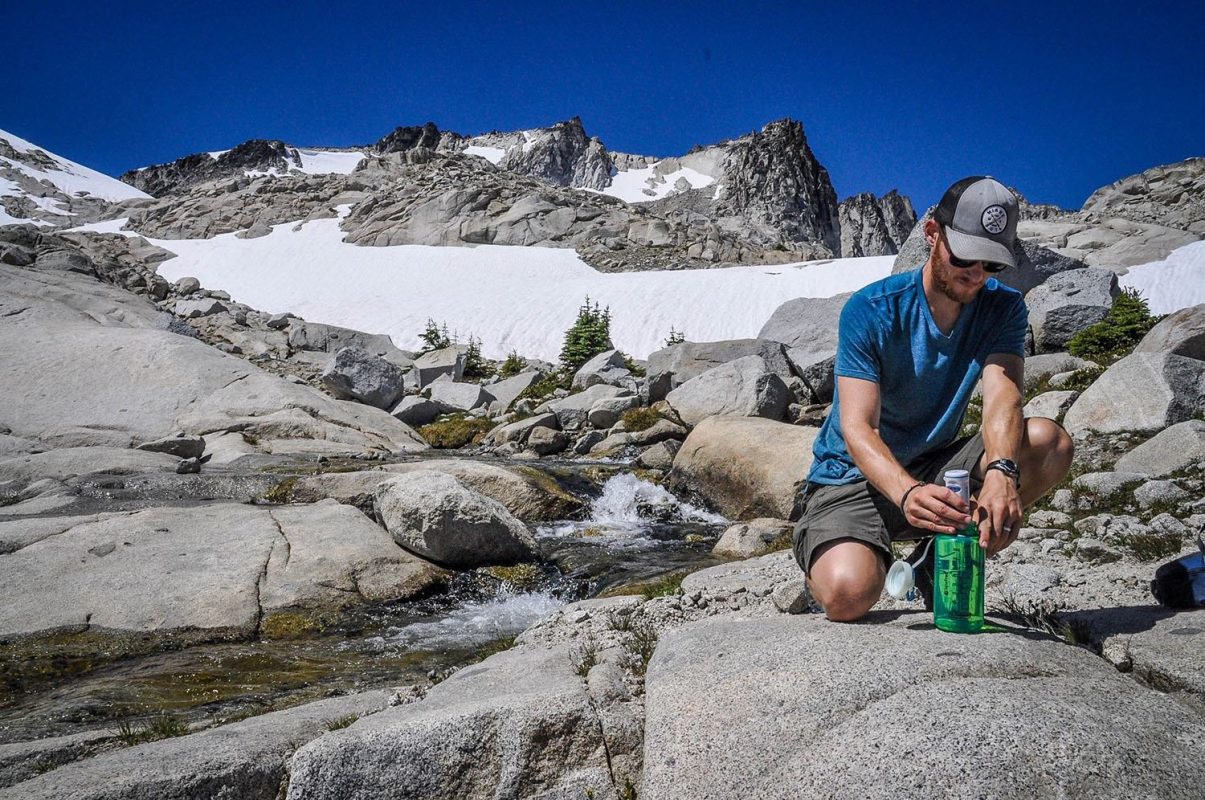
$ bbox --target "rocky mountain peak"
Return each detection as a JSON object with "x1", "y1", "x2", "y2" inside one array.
[
  {"x1": 373, "y1": 122, "x2": 445, "y2": 154},
  {"x1": 121, "y1": 138, "x2": 300, "y2": 198},
  {"x1": 1081, "y1": 157, "x2": 1205, "y2": 232},
  {"x1": 711, "y1": 118, "x2": 842, "y2": 255},
  {"x1": 500, "y1": 117, "x2": 614, "y2": 191}
]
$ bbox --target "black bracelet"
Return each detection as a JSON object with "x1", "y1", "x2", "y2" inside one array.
[{"x1": 899, "y1": 481, "x2": 926, "y2": 511}]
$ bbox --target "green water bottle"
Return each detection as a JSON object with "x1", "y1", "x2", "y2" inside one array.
[{"x1": 933, "y1": 522, "x2": 984, "y2": 633}]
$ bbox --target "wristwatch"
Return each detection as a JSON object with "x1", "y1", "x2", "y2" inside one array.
[{"x1": 985, "y1": 458, "x2": 1021, "y2": 489}]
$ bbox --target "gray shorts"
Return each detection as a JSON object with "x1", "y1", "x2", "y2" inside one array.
[{"x1": 792, "y1": 432, "x2": 986, "y2": 575}]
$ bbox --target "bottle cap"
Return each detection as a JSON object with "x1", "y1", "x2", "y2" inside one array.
[{"x1": 885, "y1": 559, "x2": 915, "y2": 599}]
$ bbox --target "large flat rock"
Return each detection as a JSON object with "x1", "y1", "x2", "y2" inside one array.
[
  {"x1": 0, "y1": 691, "x2": 391, "y2": 800},
  {"x1": 287, "y1": 645, "x2": 615, "y2": 800},
  {"x1": 0, "y1": 267, "x2": 426, "y2": 455},
  {"x1": 643, "y1": 614, "x2": 1205, "y2": 800},
  {"x1": 0, "y1": 502, "x2": 443, "y2": 643}
]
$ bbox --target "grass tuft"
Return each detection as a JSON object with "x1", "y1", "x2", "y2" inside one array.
[
  {"x1": 325, "y1": 714, "x2": 358, "y2": 731},
  {"x1": 571, "y1": 637, "x2": 599, "y2": 678},
  {"x1": 418, "y1": 414, "x2": 494, "y2": 448},
  {"x1": 262, "y1": 477, "x2": 298, "y2": 504},
  {"x1": 620, "y1": 407, "x2": 663, "y2": 432}
]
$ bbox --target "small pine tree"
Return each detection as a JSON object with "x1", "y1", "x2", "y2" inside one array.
[
  {"x1": 463, "y1": 334, "x2": 495, "y2": 380},
  {"x1": 1067, "y1": 288, "x2": 1161, "y2": 364},
  {"x1": 559, "y1": 296, "x2": 613, "y2": 372},
  {"x1": 664, "y1": 326, "x2": 686, "y2": 347},
  {"x1": 419, "y1": 318, "x2": 452, "y2": 352}
]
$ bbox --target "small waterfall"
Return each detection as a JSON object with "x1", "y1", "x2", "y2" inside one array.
[{"x1": 373, "y1": 589, "x2": 564, "y2": 652}]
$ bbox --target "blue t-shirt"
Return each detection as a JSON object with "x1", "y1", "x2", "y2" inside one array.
[{"x1": 807, "y1": 266, "x2": 1027, "y2": 485}]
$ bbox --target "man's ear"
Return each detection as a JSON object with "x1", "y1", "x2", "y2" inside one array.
[{"x1": 923, "y1": 217, "x2": 939, "y2": 248}]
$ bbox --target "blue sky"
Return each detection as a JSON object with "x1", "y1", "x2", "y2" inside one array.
[{"x1": 4, "y1": 0, "x2": 1201, "y2": 210}]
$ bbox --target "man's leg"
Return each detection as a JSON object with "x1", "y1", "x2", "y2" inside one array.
[
  {"x1": 975, "y1": 417, "x2": 1074, "y2": 507},
  {"x1": 807, "y1": 538, "x2": 886, "y2": 622}
]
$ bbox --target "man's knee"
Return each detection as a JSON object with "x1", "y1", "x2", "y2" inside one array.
[
  {"x1": 1024, "y1": 417, "x2": 1075, "y2": 474},
  {"x1": 808, "y1": 541, "x2": 885, "y2": 622}
]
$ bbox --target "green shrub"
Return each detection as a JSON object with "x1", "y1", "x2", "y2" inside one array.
[
  {"x1": 664, "y1": 327, "x2": 686, "y2": 347},
  {"x1": 518, "y1": 371, "x2": 571, "y2": 403},
  {"x1": 559, "y1": 297, "x2": 612, "y2": 372},
  {"x1": 621, "y1": 407, "x2": 663, "y2": 432},
  {"x1": 418, "y1": 414, "x2": 495, "y2": 448},
  {"x1": 498, "y1": 350, "x2": 525, "y2": 379},
  {"x1": 1067, "y1": 288, "x2": 1161, "y2": 365},
  {"x1": 325, "y1": 714, "x2": 358, "y2": 731},
  {"x1": 1116, "y1": 532, "x2": 1184, "y2": 562},
  {"x1": 621, "y1": 352, "x2": 646, "y2": 377}
]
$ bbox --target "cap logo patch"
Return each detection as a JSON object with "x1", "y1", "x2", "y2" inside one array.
[{"x1": 981, "y1": 205, "x2": 1008, "y2": 235}]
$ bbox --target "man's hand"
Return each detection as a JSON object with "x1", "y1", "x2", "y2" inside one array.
[
  {"x1": 975, "y1": 469, "x2": 1022, "y2": 556},
  {"x1": 902, "y1": 483, "x2": 972, "y2": 534}
]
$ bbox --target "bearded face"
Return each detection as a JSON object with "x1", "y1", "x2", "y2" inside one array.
[{"x1": 932, "y1": 228, "x2": 988, "y2": 305}]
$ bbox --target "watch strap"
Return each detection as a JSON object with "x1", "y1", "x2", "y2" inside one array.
[{"x1": 985, "y1": 458, "x2": 1021, "y2": 488}]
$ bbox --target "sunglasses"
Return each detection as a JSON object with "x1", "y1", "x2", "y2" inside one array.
[{"x1": 941, "y1": 227, "x2": 1008, "y2": 273}]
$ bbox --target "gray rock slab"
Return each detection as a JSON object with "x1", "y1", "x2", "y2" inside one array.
[
  {"x1": 1135, "y1": 303, "x2": 1205, "y2": 361},
  {"x1": 1115, "y1": 419, "x2": 1205, "y2": 477},
  {"x1": 426, "y1": 379, "x2": 493, "y2": 412},
  {"x1": 0, "y1": 691, "x2": 391, "y2": 800},
  {"x1": 320, "y1": 346, "x2": 407, "y2": 410},
  {"x1": 665, "y1": 355, "x2": 791, "y2": 427},
  {"x1": 1134, "y1": 479, "x2": 1191, "y2": 510},
  {"x1": 0, "y1": 513, "x2": 115, "y2": 555},
  {"x1": 571, "y1": 349, "x2": 633, "y2": 390},
  {"x1": 546, "y1": 384, "x2": 632, "y2": 431},
  {"x1": 712, "y1": 518, "x2": 793, "y2": 559},
  {"x1": 757, "y1": 293, "x2": 848, "y2": 352},
  {"x1": 0, "y1": 729, "x2": 115, "y2": 791},
  {"x1": 286, "y1": 646, "x2": 614, "y2": 800},
  {"x1": 262, "y1": 500, "x2": 445, "y2": 610},
  {"x1": 381, "y1": 459, "x2": 582, "y2": 520},
  {"x1": 174, "y1": 298, "x2": 227, "y2": 318},
  {"x1": 373, "y1": 471, "x2": 538, "y2": 567},
  {"x1": 1023, "y1": 352, "x2": 1097, "y2": 391},
  {"x1": 488, "y1": 412, "x2": 560, "y2": 446},
  {"x1": 681, "y1": 551, "x2": 798, "y2": 598},
  {"x1": 1072, "y1": 471, "x2": 1149, "y2": 497},
  {"x1": 642, "y1": 614, "x2": 1205, "y2": 800},
  {"x1": 389, "y1": 395, "x2": 441, "y2": 427},
  {"x1": 1074, "y1": 606, "x2": 1205, "y2": 697},
  {"x1": 135, "y1": 434, "x2": 206, "y2": 459},
  {"x1": 1, "y1": 267, "x2": 424, "y2": 454},
  {"x1": 413, "y1": 346, "x2": 465, "y2": 387},
  {"x1": 526, "y1": 425, "x2": 568, "y2": 456},
  {"x1": 484, "y1": 370, "x2": 542, "y2": 414},
  {"x1": 669, "y1": 417, "x2": 817, "y2": 520},
  {"x1": 1024, "y1": 267, "x2": 1118, "y2": 353},
  {"x1": 0, "y1": 448, "x2": 178, "y2": 490},
  {"x1": 646, "y1": 339, "x2": 793, "y2": 403},
  {"x1": 586, "y1": 395, "x2": 640, "y2": 429},
  {"x1": 0, "y1": 504, "x2": 274, "y2": 640},
  {"x1": 1063, "y1": 352, "x2": 1205, "y2": 435},
  {"x1": 288, "y1": 321, "x2": 413, "y2": 366},
  {"x1": 1022, "y1": 389, "x2": 1077, "y2": 420}
]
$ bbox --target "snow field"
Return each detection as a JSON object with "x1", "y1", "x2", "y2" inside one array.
[
  {"x1": 145, "y1": 214, "x2": 894, "y2": 361},
  {"x1": 0, "y1": 127, "x2": 149, "y2": 204}
]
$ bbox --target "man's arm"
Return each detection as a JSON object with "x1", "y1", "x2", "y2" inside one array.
[
  {"x1": 838, "y1": 376, "x2": 971, "y2": 533},
  {"x1": 976, "y1": 353, "x2": 1025, "y2": 555}
]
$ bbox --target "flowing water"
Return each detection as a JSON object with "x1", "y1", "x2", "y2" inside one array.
[{"x1": 0, "y1": 467, "x2": 727, "y2": 743}]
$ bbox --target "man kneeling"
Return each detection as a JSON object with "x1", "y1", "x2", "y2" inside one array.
[{"x1": 792, "y1": 176, "x2": 1074, "y2": 622}]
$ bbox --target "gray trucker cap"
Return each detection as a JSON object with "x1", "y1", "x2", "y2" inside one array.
[{"x1": 934, "y1": 176, "x2": 1019, "y2": 269}]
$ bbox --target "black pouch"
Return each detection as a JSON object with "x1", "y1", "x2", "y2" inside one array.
[{"x1": 1151, "y1": 535, "x2": 1205, "y2": 609}]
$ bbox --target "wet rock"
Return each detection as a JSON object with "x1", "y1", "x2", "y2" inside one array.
[
  {"x1": 373, "y1": 471, "x2": 538, "y2": 567},
  {"x1": 135, "y1": 433, "x2": 206, "y2": 460},
  {"x1": 712, "y1": 518, "x2": 793, "y2": 559}
]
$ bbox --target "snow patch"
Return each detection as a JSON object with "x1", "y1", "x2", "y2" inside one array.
[
  {"x1": 0, "y1": 127, "x2": 149, "y2": 204},
  {"x1": 595, "y1": 163, "x2": 717, "y2": 203},
  {"x1": 294, "y1": 149, "x2": 365, "y2": 175},
  {"x1": 463, "y1": 145, "x2": 506, "y2": 165},
  {"x1": 1119, "y1": 240, "x2": 1205, "y2": 314}
]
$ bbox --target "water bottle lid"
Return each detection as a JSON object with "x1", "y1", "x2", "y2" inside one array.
[{"x1": 885, "y1": 559, "x2": 915, "y2": 599}]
